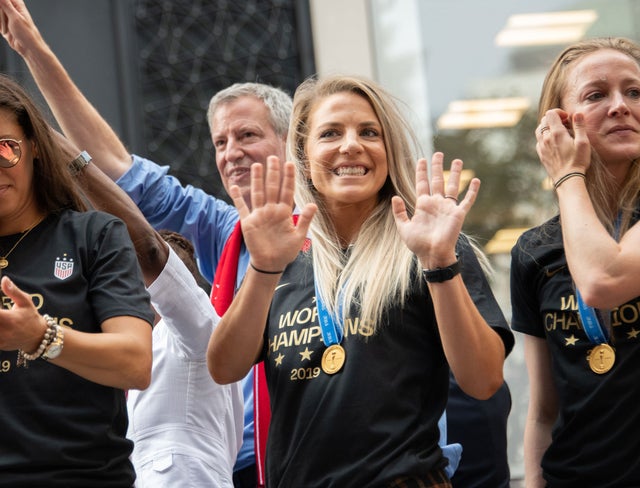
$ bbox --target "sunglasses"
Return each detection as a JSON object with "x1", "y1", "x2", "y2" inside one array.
[{"x1": 0, "y1": 138, "x2": 22, "y2": 168}]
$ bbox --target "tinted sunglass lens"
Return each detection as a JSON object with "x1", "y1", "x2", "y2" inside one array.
[{"x1": 0, "y1": 140, "x2": 20, "y2": 167}]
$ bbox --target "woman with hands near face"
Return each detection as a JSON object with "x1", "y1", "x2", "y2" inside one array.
[
  {"x1": 512, "y1": 37, "x2": 640, "y2": 488},
  {"x1": 208, "y1": 75, "x2": 512, "y2": 488}
]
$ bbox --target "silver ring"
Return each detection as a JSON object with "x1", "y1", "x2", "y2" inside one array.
[
  {"x1": 540, "y1": 126, "x2": 550, "y2": 135},
  {"x1": 444, "y1": 195, "x2": 458, "y2": 203}
]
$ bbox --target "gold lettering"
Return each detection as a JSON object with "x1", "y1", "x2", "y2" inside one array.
[
  {"x1": 58, "y1": 317, "x2": 74, "y2": 328},
  {"x1": 31, "y1": 293, "x2": 44, "y2": 310},
  {"x1": 275, "y1": 332, "x2": 289, "y2": 351},
  {"x1": 268, "y1": 335, "x2": 277, "y2": 355},
  {"x1": 358, "y1": 319, "x2": 374, "y2": 337},
  {"x1": 1, "y1": 295, "x2": 12, "y2": 309},
  {"x1": 295, "y1": 307, "x2": 315, "y2": 325},
  {"x1": 617, "y1": 303, "x2": 640, "y2": 325},
  {"x1": 278, "y1": 310, "x2": 300, "y2": 329},
  {"x1": 560, "y1": 294, "x2": 578, "y2": 311},
  {"x1": 545, "y1": 311, "x2": 581, "y2": 332},
  {"x1": 289, "y1": 328, "x2": 309, "y2": 346},
  {"x1": 308, "y1": 325, "x2": 321, "y2": 342},
  {"x1": 343, "y1": 317, "x2": 360, "y2": 337},
  {"x1": 278, "y1": 306, "x2": 319, "y2": 329},
  {"x1": 1, "y1": 292, "x2": 44, "y2": 310}
]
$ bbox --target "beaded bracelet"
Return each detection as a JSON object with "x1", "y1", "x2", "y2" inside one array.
[
  {"x1": 17, "y1": 314, "x2": 57, "y2": 368},
  {"x1": 553, "y1": 171, "x2": 586, "y2": 190}
]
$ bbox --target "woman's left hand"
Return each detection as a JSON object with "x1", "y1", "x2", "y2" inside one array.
[
  {"x1": 392, "y1": 152, "x2": 479, "y2": 269},
  {"x1": 0, "y1": 276, "x2": 48, "y2": 353}
]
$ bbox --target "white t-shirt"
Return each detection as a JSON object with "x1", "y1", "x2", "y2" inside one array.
[{"x1": 127, "y1": 247, "x2": 244, "y2": 487}]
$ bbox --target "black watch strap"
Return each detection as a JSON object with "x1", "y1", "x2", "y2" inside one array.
[{"x1": 422, "y1": 259, "x2": 460, "y2": 283}]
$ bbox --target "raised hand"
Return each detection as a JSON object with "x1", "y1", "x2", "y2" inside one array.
[
  {"x1": 0, "y1": 0, "x2": 42, "y2": 55},
  {"x1": 228, "y1": 155, "x2": 316, "y2": 272},
  {"x1": 536, "y1": 109, "x2": 592, "y2": 183},
  {"x1": 392, "y1": 152, "x2": 480, "y2": 269}
]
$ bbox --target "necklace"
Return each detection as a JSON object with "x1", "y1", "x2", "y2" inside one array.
[{"x1": 0, "y1": 216, "x2": 45, "y2": 269}]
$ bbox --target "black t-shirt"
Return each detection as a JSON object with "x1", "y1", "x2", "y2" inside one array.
[
  {"x1": 511, "y1": 216, "x2": 640, "y2": 487},
  {"x1": 447, "y1": 374, "x2": 511, "y2": 488},
  {"x1": 263, "y1": 237, "x2": 512, "y2": 488},
  {"x1": 0, "y1": 210, "x2": 154, "y2": 488}
]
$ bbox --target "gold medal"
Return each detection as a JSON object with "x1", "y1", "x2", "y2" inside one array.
[
  {"x1": 588, "y1": 343, "x2": 615, "y2": 374},
  {"x1": 321, "y1": 344, "x2": 346, "y2": 375}
]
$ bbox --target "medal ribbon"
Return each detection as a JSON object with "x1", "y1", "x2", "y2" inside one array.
[
  {"x1": 575, "y1": 289, "x2": 609, "y2": 344},
  {"x1": 314, "y1": 278, "x2": 343, "y2": 346}
]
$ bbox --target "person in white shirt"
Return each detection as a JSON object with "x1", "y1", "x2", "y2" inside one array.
[
  {"x1": 60, "y1": 136, "x2": 243, "y2": 487},
  {"x1": 128, "y1": 229, "x2": 244, "y2": 487}
]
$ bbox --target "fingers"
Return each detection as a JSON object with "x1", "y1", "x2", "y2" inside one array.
[
  {"x1": 459, "y1": 178, "x2": 480, "y2": 213},
  {"x1": 536, "y1": 110, "x2": 590, "y2": 176},
  {"x1": 429, "y1": 152, "x2": 445, "y2": 195},
  {"x1": 229, "y1": 184, "x2": 250, "y2": 219},
  {"x1": 294, "y1": 203, "x2": 317, "y2": 239},
  {"x1": 249, "y1": 161, "x2": 265, "y2": 210},
  {"x1": 415, "y1": 158, "x2": 430, "y2": 196},
  {"x1": 279, "y1": 160, "x2": 297, "y2": 209},
  {"x1": 263, "y1": 155, "x2": 281, "y2": 204},
  {"x1": 249, "y1": 156, "x2": 297, "y2": 211},
  {"x1": 1, "y1": 276, "x2": 29, "y2": 308},
  {"x1": 391, "y1": 195, "x2": 409, "y2": 225},
  {"x1": 427, "y1": 153, "x2": 470, "y2": 204},
  {"x1": 444, "y1": 158, "x2": 463, "y2": 200},
  {"x1": 572, "y1": 113, "x2": 591, "y2": 165}
]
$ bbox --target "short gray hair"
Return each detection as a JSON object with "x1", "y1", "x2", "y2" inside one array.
[{"x1": 207, "y1": 82, "x2": 293, "y2": 137}]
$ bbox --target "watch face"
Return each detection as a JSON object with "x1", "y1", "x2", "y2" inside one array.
[{"x1": 44, "y1": 342, "x2": 63, "y2": 360}]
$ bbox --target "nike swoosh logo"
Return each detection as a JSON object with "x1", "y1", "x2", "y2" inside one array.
[
  {"x1": 545, "y1": 265, "x2": 566, "y2": 278},
  {"x1": 275, "y1": 283, "x2": 290, "y2": 291}
]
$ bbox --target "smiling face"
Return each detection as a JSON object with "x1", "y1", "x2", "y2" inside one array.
[
  {"x1": 305, "y1": 91, "x2": 388, "y2": 217},
  {"x1": 0, "y1": 108, "x2": 39, "y2": 233},
  {"x1": 563, "y1": 49, "x2": 640, "y2": 168},
  {"x1": 210, "y1": 95, "x2": 286, "y2": 206}
]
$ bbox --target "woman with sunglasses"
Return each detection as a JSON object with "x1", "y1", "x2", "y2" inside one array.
[{"x1": 0, "y1": 73, "x2": 154, "y2": 487}]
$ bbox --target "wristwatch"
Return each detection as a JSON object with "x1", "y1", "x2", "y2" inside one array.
[
  {"x1": 422, "y1": 258, "x2": 460, "y2": 283},
  {"x1": 68, "y1": 150, "x2": 92, "y2": 176},
  {"x1": 42, "y1": 325, "x2": 65, "y2": 360}
]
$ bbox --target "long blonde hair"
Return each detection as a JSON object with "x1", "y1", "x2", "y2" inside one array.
[
  {"x1": 288, "y1": 75, "x2": 425, "y2": 334},
  {"x1": 538, "y1": 37, "x2": 640, "y2": 236}
]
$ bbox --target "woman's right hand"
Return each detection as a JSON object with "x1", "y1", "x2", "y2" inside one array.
[
  {"x1": 536, "y1": 109, "x2": 592, "y2": 182},
  {"x1": 229, "y1": 155, "x2": 316, "y2": 272}
]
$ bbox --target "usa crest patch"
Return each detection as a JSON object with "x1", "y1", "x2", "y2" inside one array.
[{"x1": 54, "y1": 255, "x2": 74, "y2": 280}]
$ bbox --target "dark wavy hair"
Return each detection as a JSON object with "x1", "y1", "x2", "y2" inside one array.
[{"x1": 0, "y1": 73, "x2": 86, "y2": 213}]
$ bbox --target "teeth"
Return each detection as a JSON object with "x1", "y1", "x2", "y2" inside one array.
[{"x1": 335, "y1": 166, "x2": 366, "y2": 176}]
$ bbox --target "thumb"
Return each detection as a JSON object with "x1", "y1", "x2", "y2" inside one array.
[
  {"x1": 1, "y1": 276, "x2": 31, "y2": 308},
  {"x1": 294, "y1": 203, "x2": 317, "y2": 240},
  {"x1": 572, "y1": 113, "x2": 591, "y2": 165},
  {"x1": 391, "y1": 195, "x2": 409, "y2": 226}
]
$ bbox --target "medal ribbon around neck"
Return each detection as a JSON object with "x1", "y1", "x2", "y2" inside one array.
[
  {"x1": 576, "y1": 289, "x2": 616, "y2": 374},
  {"x1": 314, "y1": 277, "x2": 346, "y2": 374},
  {"x1": 575, "y1": 288, "x2": 609, "y2": 344}
]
